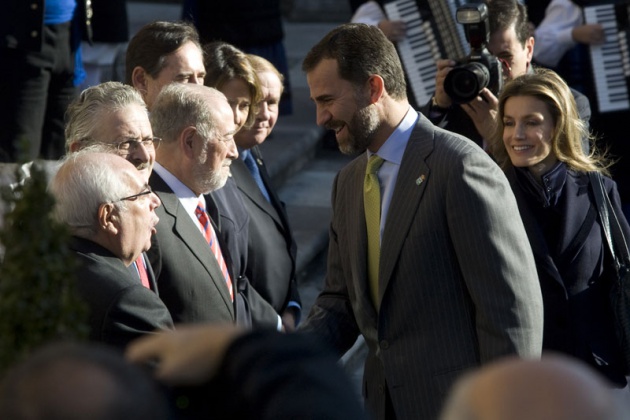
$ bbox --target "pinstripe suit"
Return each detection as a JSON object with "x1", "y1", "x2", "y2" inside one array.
[{"x1": 301, "y1": 113, "x2": 544, "y2": 419}]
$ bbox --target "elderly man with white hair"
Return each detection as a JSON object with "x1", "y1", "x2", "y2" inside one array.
[{"x1": 49, "y1": 150, "x2": 173, "y2": 348}]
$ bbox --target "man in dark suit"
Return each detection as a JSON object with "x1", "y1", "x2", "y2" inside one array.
[
  {"x1": 49, "y1": 151, "x2": 173, "y2": 349},
  {"x1": 299, "y1": 23, "x2": 544, "y2": 419},
  {"x1": 229, "y1": 54, "x2": 301, "y2": 330},
  {"x1": 147, "y1": 83, "x2": 268, "y2": 326}
]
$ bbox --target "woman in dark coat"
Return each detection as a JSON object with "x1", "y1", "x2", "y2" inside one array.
[{"x1": 490, "y1": 68, "x2": 630, "y2": 387}]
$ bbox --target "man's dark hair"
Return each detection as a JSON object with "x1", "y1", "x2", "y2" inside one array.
[
  {"x1": 0, "y1": 342, "x2": 168, "y2": 420},
  {"x1": 125, "y1": 21, "x2": 201, "y2": 84},
  {"x1": 486, "y1": 0, "x2": 530, "y2": 46},
  {"x1": 302, "y1": 23, "x2": 407, "y2": 100}
]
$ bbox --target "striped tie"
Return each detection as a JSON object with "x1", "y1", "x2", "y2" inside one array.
[
  {"x1": 135, "y1": 255, "x2": 151, "y2": 290},
  {"x1": 364, "y1": 155, "x2": 384, "y2": 310},
  {"x1": 195, "y1": 201, "x2": 234, "y2": 301}
]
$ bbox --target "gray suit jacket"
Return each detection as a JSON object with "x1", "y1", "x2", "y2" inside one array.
[
  {"x1": 147, "y1": 172, "x2": 235, "y2": 324},
  {"x1": 301, "y1": 113, "x2": 544, "y2": 419}
]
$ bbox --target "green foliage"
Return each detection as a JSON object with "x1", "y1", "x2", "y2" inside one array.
[{"x1": 0, "y1": 163, "x2": 89, "y2": 374}]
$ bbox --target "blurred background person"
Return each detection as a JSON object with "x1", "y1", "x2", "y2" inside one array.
[
  {"x1": 349, "y1": 1, "x2": 407, "y2": 43},
  {"x1": 531, "y1": 0, "x2": 630, "y2": 218},
  {"x1": 80, "y1": 0, "x2": 129, "y2": 89},
  {"x1": 0, "y1": 342, "x2": 168, "y2": 420},
  {"x1": 440, "y1": 354, "x2": 630, "y2": 420},
  {"x1": 0, "y1": 0, "x2": 92, "y2": 162},
  {"x1": 490, "y1": 68, "x2": 630, "y2": 389},
  {"x1": 181, "y1": 0, "x2": 293, "y2": 115}
]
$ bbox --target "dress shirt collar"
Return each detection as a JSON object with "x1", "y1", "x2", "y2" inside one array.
[
  {"x1": 367, "y1": 106, "x2": 418, "y2": 164},
  {"x1": 153, "y1": 162, "x2": 207, "y2": 217}
]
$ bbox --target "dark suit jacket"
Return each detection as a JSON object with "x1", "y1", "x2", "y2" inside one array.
[
  {"x1": 300, "y1": 113, "x2": 544, "y2": 419},
  {"x1": 70, "y1": 237, "x2": 173, "y2": 349},
  {"x1": 506, "y1": 165, "x2": 630, "y2": 385},
  {"x1": 147, "y1": 172, "x2": 235, "y2": 324},
  {"x1": 230, "y1": 146, "x2": 300, "y2": 315},
  {"x1": 210, "y1": 177, "x2": 281, "y2": 329}
]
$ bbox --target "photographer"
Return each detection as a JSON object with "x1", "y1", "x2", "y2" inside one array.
[{"x1": 423, "y1": 0, "x2": 591, "y2": 150}]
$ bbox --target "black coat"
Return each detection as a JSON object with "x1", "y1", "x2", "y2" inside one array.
[
  {"x1": 506, "y1": 165, "x2": 629, "y2": 385},
  {"x1": 71, "y1": 237, "x2": 173, "y2": 349}
]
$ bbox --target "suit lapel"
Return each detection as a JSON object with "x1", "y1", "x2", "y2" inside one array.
[
  {"x1": 149, "y1": 173, "x2": 234, "y2": 310},
  {"x1": 232, "y1": 157, "x2": 283, "y2": 226},
  {"x1": 378, "y1": 115, "x2": 431, "y2": 299}
]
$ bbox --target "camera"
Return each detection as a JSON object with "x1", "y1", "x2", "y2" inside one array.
[{"x1": 443, "y1": 3, "x2": 503, "y2": 104}]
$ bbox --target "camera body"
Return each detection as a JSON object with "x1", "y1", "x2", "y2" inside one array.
[{"x1": 443, "y1": 3, "x2": 503, "y2": 104}]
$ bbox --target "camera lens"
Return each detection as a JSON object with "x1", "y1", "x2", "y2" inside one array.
[{"x1": 444, "y1": 63, "x2": 491, "y2": 104}]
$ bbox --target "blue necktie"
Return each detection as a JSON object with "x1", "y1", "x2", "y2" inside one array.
[{"x1": 242, "y1": 150, "x2": 271, "y2": 202}]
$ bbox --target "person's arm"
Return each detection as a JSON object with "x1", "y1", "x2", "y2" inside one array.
[
  {"x1": 298, "y1": 173, "x2": 363, "y2": 356},
  {"x1": 126, "y1": 326, "x2": 367, "y2": 420},
  {"x1": 534, "y1": 0, "x2": 603, "y2": 67},
  {"x1": 351, "y1": 1, "x2": 407, "y2": 42},
  {"x1": 446, "y1": 151, "x2": 544, "y2": 360}
]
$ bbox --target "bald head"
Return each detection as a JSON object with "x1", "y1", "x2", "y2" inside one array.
[
  {"x1": 440, "y1": 355, "x2": 627, "y2": 420},
  {"x1": 0, "y1": 342, "x2": 167, "y2": 420}
]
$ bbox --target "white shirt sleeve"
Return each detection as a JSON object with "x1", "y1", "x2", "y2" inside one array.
[
  {"x1": 533, "y1": 0, "x2": 583, "y2": 67},
  {"x1": 350, "y1": 1, "x2": 387, "y2": 27}
]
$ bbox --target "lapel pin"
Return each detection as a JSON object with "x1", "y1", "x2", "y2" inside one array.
[{"x1": 416, "y1": 175, "x2": 425, "y2": 186}]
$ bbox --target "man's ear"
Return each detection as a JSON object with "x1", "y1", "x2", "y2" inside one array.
[
  {"x1": 180, "y1": 126, "x2": 198, "y2": 160},
  {"x1": 367, "y1": 75, "x2": 385, "y2": 104},
  {"x1": 98, "y1": 203, "x2": 119, "y2": 235},
  {"x1": 132, "y1": 66, "x2": 149, "y2": 94}
]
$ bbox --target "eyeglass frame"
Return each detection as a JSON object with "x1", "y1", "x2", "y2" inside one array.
[
  {"x1": 90, "y1": 136, "x2": 162, "y2": 155},
  {"x1": 112, "y1": 185, "x2": 154, "y2": 203}
]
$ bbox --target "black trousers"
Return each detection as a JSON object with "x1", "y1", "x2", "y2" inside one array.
[{"x1": 0, "y1": 22, "x2": 77, "y2": 162}]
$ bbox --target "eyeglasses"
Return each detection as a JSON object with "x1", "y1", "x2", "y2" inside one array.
[
  {"x1": 114, "y1": 185, "x2": 154, "y2": 203},
  {"x1": 108, "y1": 137, "x2": 161, "y2": 156}
]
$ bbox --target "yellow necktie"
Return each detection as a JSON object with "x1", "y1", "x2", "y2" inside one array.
[{"x1": 364, "y1": 154, "x2": 384, "y2": 309}]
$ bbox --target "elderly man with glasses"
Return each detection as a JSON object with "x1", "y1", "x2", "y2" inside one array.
[
  {"x1": 49, "y1": 150, "x2": 173, "y2": 349},
  {"x1": 65, "y1": 81, "x2": 160, "y2": 181}
]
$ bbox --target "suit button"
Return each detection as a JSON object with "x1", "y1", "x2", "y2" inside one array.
[
  {"x1": 30, "y1": 30, "x2": 38, "y2": 38},
  {"x1": 380, "y1": 340, "x2": 389, "y2": 350}
]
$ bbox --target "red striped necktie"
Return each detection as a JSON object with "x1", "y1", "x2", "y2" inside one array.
[
  {"x1": 135, "y1": 255, "x2": 151, "y2": 289},
  {"x1": 194, "y1": 200, "x2": 234, "y2": 301}
]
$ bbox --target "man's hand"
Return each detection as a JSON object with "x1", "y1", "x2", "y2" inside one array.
[
  {"x1": 461, "y1": 88, "x2": 499, "y2": 143},
  {"x1": 434, "y1": 59, "x2": 457, "y2": 109},
  {"x1": 125, "y1": 324, "x2": 245, "y2": 385},
  {"x1": 572, "y1": 24, "x2": 605, "y2": 45},
  {"x1": 281, "y1": 308, "x2": 298, "y2": 332},
  {"x1": 377, "y1": 19, "x2": 407, "y2": 42}
]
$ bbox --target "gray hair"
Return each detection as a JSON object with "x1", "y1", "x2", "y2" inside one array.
[
  {"x1": 65, "y1": 82, "x2": 147, "y2": 152},
  {"x1": 49, "y1": 149, "x2": 131, "y2": 237},
  {"x1": 149, "y1": 84, "x2": 224, "y2": 144}
]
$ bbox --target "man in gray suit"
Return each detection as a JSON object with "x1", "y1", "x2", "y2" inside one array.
[
  {"x1": 299, "y1": 23, "x2": 544, "y2": 419},
  {"x1": 146, "y1": 83, "x2": 239, "y2": 325}
]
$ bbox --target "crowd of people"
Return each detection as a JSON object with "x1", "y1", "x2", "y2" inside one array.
[{"x1": 1, "y1": 0, "x2": 630, "y2": 419}]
